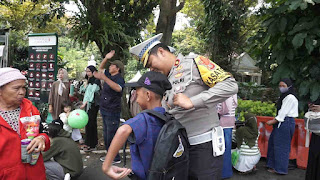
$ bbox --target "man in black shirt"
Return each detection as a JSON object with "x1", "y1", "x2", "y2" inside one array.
[{"x1": 93, "y1": 50, "x2": 125, "y2": 163}]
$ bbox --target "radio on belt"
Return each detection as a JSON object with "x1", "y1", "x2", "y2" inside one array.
[{"x1": 211, "y1": 126, "x2": 225, "y2": 157}]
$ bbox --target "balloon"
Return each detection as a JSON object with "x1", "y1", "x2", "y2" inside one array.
[{"x1": 68, "y1": 109, "x2": 88, "y2": 129}]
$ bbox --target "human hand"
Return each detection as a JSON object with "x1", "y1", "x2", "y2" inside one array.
[
  {"x1": 105, "y1": 165, "x2": 132, "y2": 180},
  {"x1": 173, "y1": 93, "x2": 194, "y2": 109},
  {"x1": 266, "y1": 119, "x2": 277, "y2": 126},
  {"x1": 27, "y1": 136, "x2": 46, "y2": 154},
  {"x1": 310, "y1": 105, "x2": 320, "y2": 112},
  {"x1": 93, "y1": 71, "x2": 105, "y2": 80},
  {"x1": 105, "y1": 50, "x2": 115, "y2": 60},
  {"x1": 80, "y1": 104, "x2": 86, "y2": 110},
  {"x1": 48, "y1": 105, "x2": 53, "y2": 114}
]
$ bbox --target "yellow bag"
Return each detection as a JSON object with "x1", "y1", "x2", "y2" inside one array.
[{"x1": 194, "y1": 56, "x2": 230, "y2": 87}]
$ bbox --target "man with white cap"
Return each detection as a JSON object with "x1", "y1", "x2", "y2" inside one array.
[{"x1": 130, "y1": 34, "x2": 238, "y2": 179}]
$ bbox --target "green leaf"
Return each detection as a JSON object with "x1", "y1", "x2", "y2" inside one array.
[
  {"x1": 300, "y1": 2, "x2": 308, "y2": 10},
  {"x1": 276, "y1": 52, "x2": 285, "y2": 64},
  {"x1": 275, "y1": 5, "x2": 288, "y2": 14},
  {"x1": 292, "y1": 33, "x2": 307, "y2": 49},
  {"x1": 299, "y1": 81, "x2": 311, "y2": 96},
  {"x1": 310, "y1": 82, "x2": 320, "y2": 101},
  {"x1": 262, "y1": 18, "x2": 275, "y2": 27},
  {"x1": 279, "y1": 17, "x2": 287, "y2": 32},
  {"x1": 286, "y1": 49, "x2": 294, "y2": 60},
  {"x1": 289, "y1": 0, "x2": 302, "y2": 10},
  {"x1": 305, "y1": 36, "x2": 315, "y2": 54}
]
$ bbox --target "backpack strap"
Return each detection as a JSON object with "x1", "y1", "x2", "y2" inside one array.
[{"x1": 141, "y1": 109, "x2": 168, "y2": 122}]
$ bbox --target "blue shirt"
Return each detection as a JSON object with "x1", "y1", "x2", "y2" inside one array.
[
  {"x1": 124, "y1": 107, "x2": 165, "y2": 180},
  {"x1": 100, "y1": 71, "x2": 125, "y2": 114}
]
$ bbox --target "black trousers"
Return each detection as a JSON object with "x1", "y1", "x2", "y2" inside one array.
[
  {"x1": 306, "y1": 133, "x2": 320, "y2": 180},
  {"x1": 85, "y1": 104, "x2": 99, "y2": 148},
  {"x1": 189, "y1": 141, "x2": 223, "y2": 180}
]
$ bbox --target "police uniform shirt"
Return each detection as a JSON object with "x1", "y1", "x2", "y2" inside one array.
[{"x1": 162, "y1": 54, "x2": 238, "y2": 138}]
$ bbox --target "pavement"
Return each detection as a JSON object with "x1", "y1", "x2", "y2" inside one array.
[{"x1": 76, "y1": 150, "x2": 306, "y2": 180}]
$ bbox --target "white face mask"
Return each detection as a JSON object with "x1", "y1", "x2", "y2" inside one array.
[{"x1": 279, "y1": 87, "x2": 289, "y2": 93}]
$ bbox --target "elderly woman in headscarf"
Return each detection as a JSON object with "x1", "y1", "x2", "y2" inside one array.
[
  {"x1": 0, "y1": 67, "x2": 50, "y2": 179},
  {"x1": 79, "y1": 65, "x2": 101, "y2": 151},
  {"x1": 233, "y1": 113, "x2": 260, "y2": 174},
  {"x1": 266, "y1": 78, "x2": 298, "y2": 175},
  {"x1": 48, "y1": 68, "x2": 70, "y2": 120}
]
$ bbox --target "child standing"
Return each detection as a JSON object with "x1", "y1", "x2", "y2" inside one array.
[
  {"x1": 101, "y1": 71, "x2": 172, "y2": 180},
  {"x1": 59, "y1": 101, "x2": 82, "y2": 142}
]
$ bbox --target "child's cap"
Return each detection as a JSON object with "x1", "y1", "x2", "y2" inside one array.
[
  {"x1": 126, "y1": 71, "x2": 172, "y2": 96},
  {"x1": 51, "y1": 119, "x2": 64, "y2": 129}
]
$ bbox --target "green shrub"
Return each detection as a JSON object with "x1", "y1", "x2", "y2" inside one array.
[
  {"x1": 236, "y1": 99, "x2": 276, "y2": 121},
  {"x1": 236, "y1": 99, "x2": 304, "y2": 121}
]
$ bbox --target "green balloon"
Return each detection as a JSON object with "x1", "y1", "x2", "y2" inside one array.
[{"x1": 68, "y1": 109, "x2": 89, "y2": 129}]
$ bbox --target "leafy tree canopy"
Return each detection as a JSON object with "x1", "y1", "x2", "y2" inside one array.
[
  {"x1": 249, "y1": 0, "x2": 320, "y2": 110},
  {"x1": 38, "y1": 0, "x2": 160, "y2": 64},
  {"x1": 172, "y1": 27, "x2": 206, "y2": 56},
  {"x1": 199, "y1": 0, "x2": 249, "y2": 72}
]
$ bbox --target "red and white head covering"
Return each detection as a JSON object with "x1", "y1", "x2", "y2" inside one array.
[{"x1": 0, "y1": 67, "x2": 26, "y2": 87}]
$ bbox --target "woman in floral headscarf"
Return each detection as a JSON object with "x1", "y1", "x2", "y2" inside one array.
[{"x1": 48, "y1": 68, "x2": 70, "y2": 120}]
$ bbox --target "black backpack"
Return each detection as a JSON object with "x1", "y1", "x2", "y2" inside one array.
[{"x1": 141, "y1": 110, "x2": 190, "y2": 180}]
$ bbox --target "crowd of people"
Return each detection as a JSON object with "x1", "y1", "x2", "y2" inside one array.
[{"x1": 0, "y1": 33, "x2": 318, "y2": 180}]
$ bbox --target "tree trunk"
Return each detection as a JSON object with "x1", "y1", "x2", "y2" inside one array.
[{"x1": 156, "y1": 0, "x2": 185, "y2": 46}]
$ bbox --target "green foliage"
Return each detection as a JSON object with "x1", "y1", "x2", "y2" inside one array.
[
  {"x1": 181, "y1": 0, "x2": 205, "y2": 26},
  {"x1": 172, "y1": 27, "x2": 206, "y2": 56},
  {"x1": 0, "y1": 0, "x2": 67, "y2": 68},
  {"x1": 58, "y1": 36, "x2": 100, "y2": 79},
  {"x1": 66, "y1": 0, "x2": 159, "y2": 63},
  {"x1": 237, "y1": 82, "x2": 278, "y2": 102},
  {"x1": 199, "y1": 0, "x2": 249, "y2": 72},
  {"x1": 0, "y1": 0, "x2": 67, "y2": 33},
  {"x1": 236, "y1": 99, "x2": 277, "y2": 121},
  {"x1": 249, "y1": 0, "x2": 320, "y2": 110}
]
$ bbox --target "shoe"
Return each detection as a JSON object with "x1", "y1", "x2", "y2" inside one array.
[
  {"x1": 112, "y1": 160, "x2": 121, "y2": 164},
  {"x1": 99, "y1": 156, "x2": 121, "y2": 164},
  {"x1": 100, "y1": 156, "x2": 105, "y2": 162},
  {"x1": 267, "y1": 168, "x2": 276, "y2": 173},
  {"x1": 64, "y1": 173, "x2": 71, "y2": 180}
]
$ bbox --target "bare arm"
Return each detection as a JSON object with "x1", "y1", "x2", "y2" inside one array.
[
  {"x1": 99, "y1": 50, "x2": 115, "y2": 72},
  {"x1": 102, "y1": 124, "x2": 132, "y2": 179}
]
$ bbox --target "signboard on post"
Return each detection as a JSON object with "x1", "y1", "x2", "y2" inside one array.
[{"x1": 28, "y1": 33, "x2": 58, "y2": 103}]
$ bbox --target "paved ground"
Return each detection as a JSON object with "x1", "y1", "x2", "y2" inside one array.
[
  {"x1": 74, "y1": 114, "x2": 306, "y2": 180},
  {"x1": 76, "y1": 150, "x2": 306, "y2": 180}
]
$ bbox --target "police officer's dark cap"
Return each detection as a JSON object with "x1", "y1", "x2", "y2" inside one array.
[{"x1": 126, "y1": 71, "x2": 172, "y2": 96}]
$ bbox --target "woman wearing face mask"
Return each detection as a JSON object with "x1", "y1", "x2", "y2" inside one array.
[
  {"x1": 266, "y1": 78, "x2": 299, "y2": 175},
  {"x1": 48, "y1": 68, "x2": 70, "y2": 120}
]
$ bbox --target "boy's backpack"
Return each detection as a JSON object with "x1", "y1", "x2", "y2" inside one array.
[
  {"x1": 304, "y1": 111, "x2": 320, "y2": 147},
  {"x1": 141, "y1": 110, "x2": 190, "y2": 180}
]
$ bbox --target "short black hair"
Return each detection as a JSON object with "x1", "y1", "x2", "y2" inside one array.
[
  {"x1": 61, "y1": 100, "x2": 72, "y2": 109},
  {"x1": 140, "y1": 87, "x2": 163, "y2": 100},
  {"x1": 149, "y1": 43, "x2": 170, "y2": 56},
  {"x1": 48, "y1": 123, "x2": 62, "y2": 138}
]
